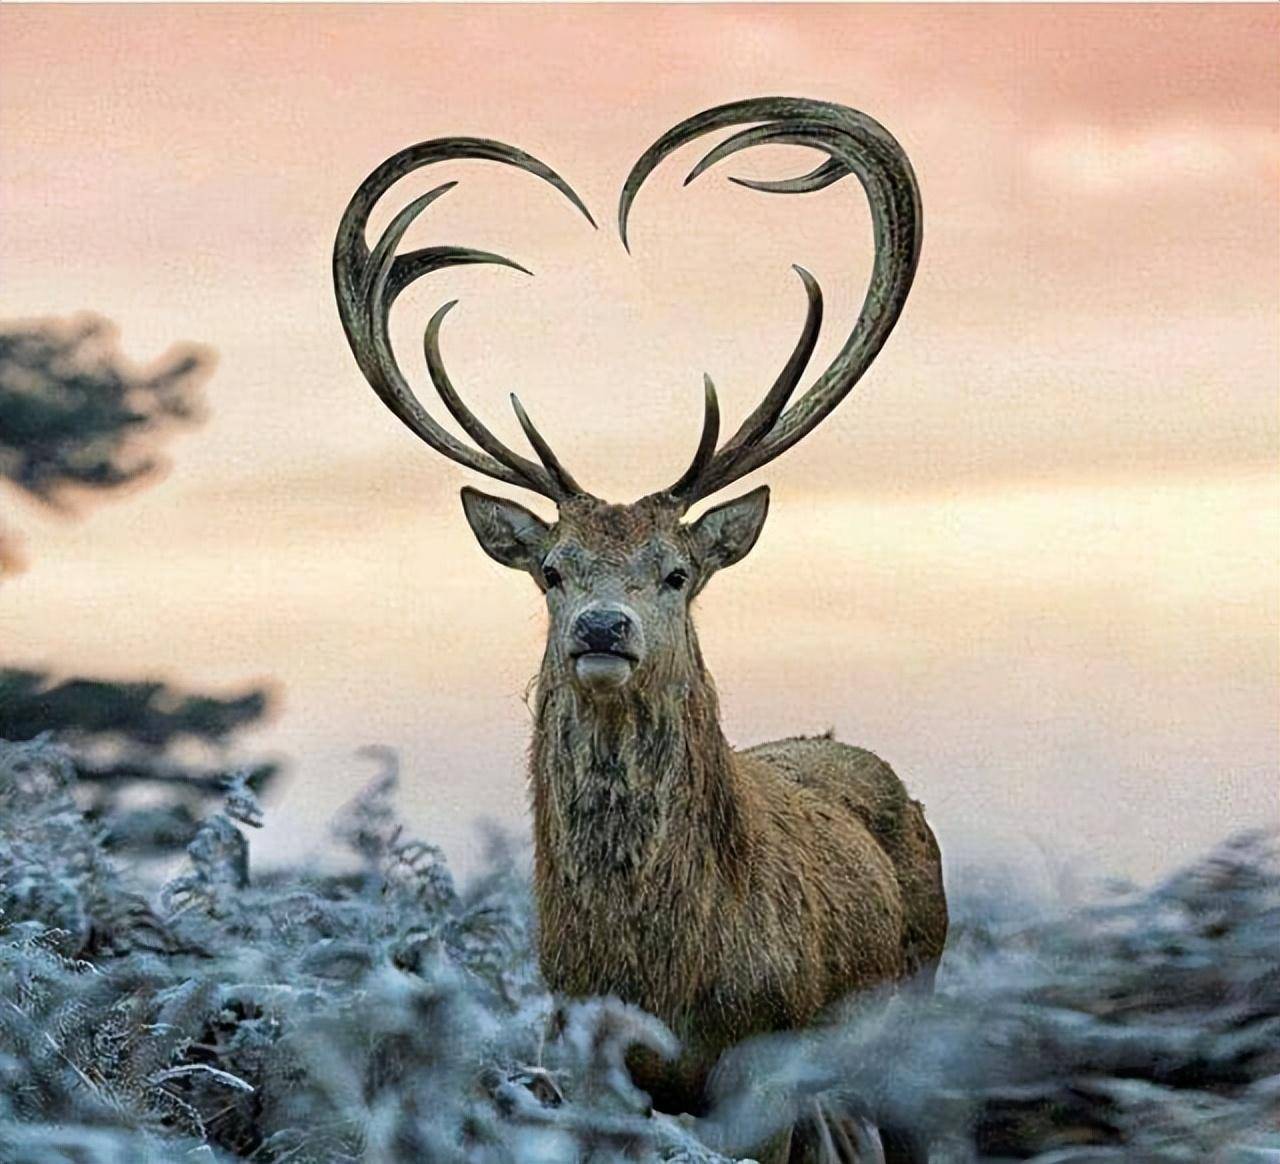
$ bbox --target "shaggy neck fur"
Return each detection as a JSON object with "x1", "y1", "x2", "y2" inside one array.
[{"x1": 529, "y1": 636, "x2": 748, "y2": 890}]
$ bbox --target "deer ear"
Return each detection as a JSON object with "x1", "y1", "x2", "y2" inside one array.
[
  {"x1": 689, "y1": 485, "x2": 770, "y2": 577},
  {"x1": 460, "y1": 487, "x2": 551, "y2": 572}
]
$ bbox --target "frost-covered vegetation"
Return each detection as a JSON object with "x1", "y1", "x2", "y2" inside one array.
[{"x1": 0, "y1": 737, "x2": 1276, "y2": 1163}]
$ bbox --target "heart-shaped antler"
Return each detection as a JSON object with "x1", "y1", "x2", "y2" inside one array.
[
  {"x1": 332, "y1": 137, "x2": 596, "y2": 503},
  {"x1": 621, "y1": 97, "x2": 922, "y2": 510},
  {"x1": 335, "y1": 97, "x2": 921, "y2": 511}
]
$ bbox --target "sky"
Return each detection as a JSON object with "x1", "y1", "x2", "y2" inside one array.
[{"x1": 1, "y1": 3, "x2": 1276, "y2": 886}]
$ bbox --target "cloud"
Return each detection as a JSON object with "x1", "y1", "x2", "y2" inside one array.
[{"x1": 1027, "y1": 122, "x2": 1278, "y2": 197}]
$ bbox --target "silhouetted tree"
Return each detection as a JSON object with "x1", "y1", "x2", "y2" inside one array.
[{"x1": 0, "y1": 314, "x2": 277, "y2": 856}]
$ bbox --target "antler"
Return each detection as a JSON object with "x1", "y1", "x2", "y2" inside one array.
[
  {"x1": 619, "y1": 97, "x2": 922, "y2": 509},
  {"x1": 334, "y1": 138, "x2": 597, "y2": 502}
]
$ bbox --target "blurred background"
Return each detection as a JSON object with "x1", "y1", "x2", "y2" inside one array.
[{"x1": 0, "y1": 3, "x2": 1275, "y2": 884}]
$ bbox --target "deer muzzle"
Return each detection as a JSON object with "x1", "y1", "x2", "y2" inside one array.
[{"x1": 570, "y1": 604, "x2": 643, "y2": 691}]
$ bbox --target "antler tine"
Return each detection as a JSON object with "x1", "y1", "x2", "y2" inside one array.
[
  {"x1": 682, "y1": 123, "x2": 848, "y2": 192},
  {"x1": 423, "y1": 300, "x2": 550, "y2": 486},
  {"x1": 622, "y1": 98, "x2": 921, "y2": 508},
  {"x1": 667, "y1": 375, "x2": 721, "y2": 498},
  {"x1": 662, "y1": 269, "x2": 818, "y2": 505},
  {"x1": 510, "y1": 394, "x2": 584, "y2": 498},
  {"x1": 727, "y1": 158, "x2": 846, "y2": 196},
  {"x1": 357, "y1": 190, "x2": 532, "y2": 488},
  {"x1": 715, "y1": 265, "x2": 823, "y2": 460},
  {"x1": 334, "y1": 137, "x2": 596, "y2": 503}
]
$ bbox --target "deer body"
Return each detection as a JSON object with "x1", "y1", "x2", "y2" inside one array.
[
  {"x1": 533, "y1": 689, "x2": 946, "y2": 1113},
  {"x1": 336, "y1": 96, "x2": 948, "y2": 1155},
  {"x1": 523, "y1": 497, "x2": 947, "y2": 1115}
]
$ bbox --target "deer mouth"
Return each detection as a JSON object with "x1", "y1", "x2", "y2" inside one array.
[{"x1": 571, "y1": 650, "x2": 637, "y2": 690}]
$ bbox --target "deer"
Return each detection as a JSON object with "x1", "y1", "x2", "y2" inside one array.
[{"x1": 334, "y1": 97, "x2": 948, "y2": 1163}]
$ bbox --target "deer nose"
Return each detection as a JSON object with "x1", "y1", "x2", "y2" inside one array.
[{"x1": 573, "y1": 607, "x2": 635, "y2": 656}]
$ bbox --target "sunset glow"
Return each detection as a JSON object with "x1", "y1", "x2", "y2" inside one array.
[{"x1": 1, "y1": 3, "x2": 1276, "y2": 882}]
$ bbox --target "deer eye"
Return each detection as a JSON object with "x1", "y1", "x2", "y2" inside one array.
[
  {"x1": 663, "y1": 569, "x2": 688, "y2": 592},
  {"x1": 542, "y1": 564, "x2": 563, "y2": 589}
]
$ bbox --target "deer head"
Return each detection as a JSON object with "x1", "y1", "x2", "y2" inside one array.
[{"x1": 333, "y1": 98, "x2": 921, "y2": 699}]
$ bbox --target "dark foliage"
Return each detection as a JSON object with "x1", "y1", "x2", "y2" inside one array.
[
  {"x1": 0, "y1": 314, "x2": 209, "y2": 509},
  {"x1": 0, "y1": 668, "x2": 279, "y2": 860},
  {"x1": 0, "y1": 669, "x2": 266, "y2": 749},
  {"x1": 0, "y1": 314, "x2": 277, "y2": 860}
]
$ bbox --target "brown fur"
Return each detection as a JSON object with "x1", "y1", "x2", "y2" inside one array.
[{"x1": 526, "y1": 498, "x2": 948, "y2": 1118}]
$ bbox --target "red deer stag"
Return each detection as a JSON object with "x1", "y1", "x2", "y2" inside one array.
[{"x1": 334, "y1": 97, "x2": 948, "y2": 1162}]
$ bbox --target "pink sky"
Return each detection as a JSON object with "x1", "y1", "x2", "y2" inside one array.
[{"x1": 1, "y1": 4, "x2": 1276, "y2": 883}]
